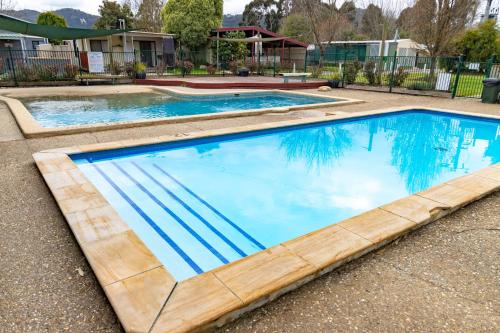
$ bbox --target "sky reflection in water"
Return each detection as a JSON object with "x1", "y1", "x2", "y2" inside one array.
[
  {"x1": 73, "y1": 111, "x2": 499, "y2": 279},
  {"x1": 78, "y1": 111, "x2": 499, "y2": 249}
]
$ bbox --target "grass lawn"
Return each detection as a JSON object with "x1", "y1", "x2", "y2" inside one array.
[
  {"x1": 317, "y1": 68, "x2": 485, "y2": 97},
  {"x1": 453, "y1": 73, "x2": 485, "y2": 97}
]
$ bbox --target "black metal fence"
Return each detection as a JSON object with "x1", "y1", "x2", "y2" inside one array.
[
  {"x1": 0, "y1": 48, "x2": 292, "y2": 85},
  {"x1": 0, "y1": 49, "x2": 80, "y2": 83},
  {"x1": 305, "y1": 51, "x2": 500, "y2": 98},
  {"x1": 0, "y1": 47, "x2": 498, "y2": 99}
]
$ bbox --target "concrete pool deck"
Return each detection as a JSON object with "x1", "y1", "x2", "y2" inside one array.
[{"x1": 0, "y1": 86, "x2": 499, "y2": 332}]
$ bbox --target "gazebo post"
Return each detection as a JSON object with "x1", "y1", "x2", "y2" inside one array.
[
  {"x1": 281, "y1": 40, "x2": 285, "y2": 65},
  {"x1": 216, "y1": 31, "x2": 219, "y2": 72},
  {"x1": 258, "y1": 42, "x2": 261, "y2": 73},
  {"x1": 251, "y1": 29, "x2": 255, "y2": 65}
]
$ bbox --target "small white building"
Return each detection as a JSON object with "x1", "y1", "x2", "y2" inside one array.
[
  {"x1": 0, "y1": 29, "x2": 48, "y2": 51},
  {"x1": 321, "y1": 39, "x2": 428, "y2": 58},
  {"x1": 75, "y1": 31, "x2": 175, "y2": 68}
]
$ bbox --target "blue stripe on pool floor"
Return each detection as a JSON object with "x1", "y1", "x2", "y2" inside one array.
[
  {"x1": 132, "y1": 161, "x2": 248, "y2": 258},
  {"x1": 153, "y1": 164, "x2": 266, "y2": 250},
  {"x1": 112, "y1": 162, "x2": 230, "y2": 265},
  {"x1": 91, "y1": 162, "x2": 204, "y2": 274}
]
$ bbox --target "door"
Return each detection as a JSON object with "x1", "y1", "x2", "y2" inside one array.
[{"x1": 139, "y1": 41, "x2": 153, "y2": 67}]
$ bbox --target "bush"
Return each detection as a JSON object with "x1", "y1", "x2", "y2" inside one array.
[
  {"x1": 392, "y1": 67, "x2": 409, "y2": 87},
  {"x1": 107, "y1": 61, "x2": 122, "y2": 75},
  {"x1": 247, "y1": 62, "x2": 257, "y2": 74},
  {"x1": 63, "y1": 64, "x2": 79, "y2": 79},
  {"x1": 329, "y1": 72, "x2": 342, "y2": 81},
  {"x1": 228, "y1": 61, "x2": 238, "y2": 75},
  {"x1": 183, "y1": 60, "x2": 194, "y2": 74},
  {"x1": 363, "y1": 61, "x2": 377, "y2": 85},
  {"x1": 310, "y1": 65, "x2": 323, "y2": 78},
  {"x1": 178, "y1": 60, "x2": 194, "y2": 75},
  {"x1": 15, "y1": 62, "x2": 38, "y2": 81},
  {"x1": 438, "y1": 57, "x2": 456, "y2": 72},
  {"x1": 407, "y1": 81, "x2": 433, "y2": 91},
  {"x1": 125, "y1": 62, "x2": 135, "y2": 77},
  {"x1": 155, "y1": 63, "x2": 166, "y2": 76},
  {"x1": 280, "y1": 62, "x2": 293, "y2": 73},
  {"x1": 207, "y1": 64, "x2": 217, "y2": 75},
  {"x1": 37, "y1": 65, "x2": 59, "y2": 81},
  {"x1": 134, "y1": 62, "x2": 146, "y2": 73},
  {"x1": 344, "y1": 60, "x2": 362, "y2": 84}
]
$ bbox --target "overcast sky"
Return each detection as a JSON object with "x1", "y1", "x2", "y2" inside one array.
[
  {"x1": 12, "y1": 0, "x2": 251, "y2": 15},
  {"x1": 10, "y1": 0, "x2": 491, "y2": 17}
]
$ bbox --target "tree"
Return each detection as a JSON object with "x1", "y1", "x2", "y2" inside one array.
[
  {"x1": 161, "y1": 0, "x2": 223, "y2": 51},
  {"x1": 360, "y1": 4, "x2": 384, "y2": 39},
  {"x1": 339, "y1": 1, "x2": 357, "y2": 26},
  {"x1": 241, "y1": 0, "x2": 284, "y2": 32},
  {"x1": 0, "y1": 0, "x2": 16, "y2": 11},
  {"x1": 37, "y1": 12, "x2": 67, "y2": 44},
  {"x1": 94, "y1": 0, "x2": 135, "y2": 29},
  {"x1": 454, "y1": 20, "x2": 500, "y2": 61},
  {"x1": 279, "y1": 14, "x2": 313, "y2": 43},
  {"x1": 37, "y1": 11, "x2": 67, "y2": 27},
  {"x1": 402, "y1": 0, "x2": 480, "y2": 57},
  {"x1": 295, "y1": 0, "x2": 351, "y2": 66},
  {"x1": 134, "y1": 0, "x2": 165, "y2": 32},
  {"x1": 215, "y1": 31, "x2": 249, "y2": 64}
]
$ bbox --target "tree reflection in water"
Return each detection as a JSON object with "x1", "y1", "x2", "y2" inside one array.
[
  {"x1": 278, "y1": 125, "x2": 353, "y2": 170},
  {"x1": 379, "y1": 113, "x2": 499, "y2": 193},
  {"x1": 276, "y1": 112, "x2": 497, "y2": 193}
]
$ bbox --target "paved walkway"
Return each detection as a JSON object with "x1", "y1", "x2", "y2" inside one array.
[{"x1": 0, "y1": 86, "x2": 498, "y2": 332}]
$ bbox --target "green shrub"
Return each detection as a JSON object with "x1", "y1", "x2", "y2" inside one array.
[
  {"x1": 205, "y1": 64, "x2": 216, "y2": 75},
  {"x1": 15, "y1": 62, "x2": 38, "y2": 81},
  {"x1": 392, "y1": 67, "x2": 409, "y2": 87},
  {"x1": 228, "y1": 61, "x2": 238, "y2": 75},
  {"x1": 310, "y1": 65, "x2": 322, "y2": 78},
  {"x1": 247, "y1": 62, "x2": 257, "y2": 74},
  {"x1": 134, "y1": 62, "x2": 146, "y2": 73},
  {"x1": 363, "y1": 61, "x2": 377, "y2": 85},
  {"x1": 181, "y1": 60, "x2": 194, "y2": 75},
  {"x1": 407, "y1": 81, "x2": 433, "y2": 91},
  {"x1": 37, "y1": 65, "x2": 59, "y2": 81},
  {"x1": 329, "y1": 72, "x2": 342, "y2": 80},
  {"x1": 63, "y1": 64, "x2": 79, "y2": 79},
  {"x1": 107, "y1": 61, "x2": 122, "y2": 75},
  {"x1": 124, "y1": 62, "x2": 135, "y2": 78},
  {"x1": 155, "y1": 63, "x2": 166, "y2": 76},
  {"x1": 344, "y1": 60, "x2": 362, "y2": 84}
]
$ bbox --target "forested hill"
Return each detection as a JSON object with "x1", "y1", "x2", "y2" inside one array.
[
  {"x1": 1, "y1": 8, "x2": 99, "y2": 28},
  {"x1": 223, "y1": 14, "x2": 242, "y2": 27}
]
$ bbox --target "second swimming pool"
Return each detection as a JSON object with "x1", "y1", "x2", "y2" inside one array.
[{"x1": 21, "y1": 91, "x2": 337, "y2": 128}]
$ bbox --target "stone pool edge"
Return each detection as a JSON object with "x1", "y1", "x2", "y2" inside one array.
[
  {"x1": 0, "y1": 88, "x2": 363, "y2": 138},
  {"x1": 32, "y1": 106, "x2": 500, "y2": 333}
]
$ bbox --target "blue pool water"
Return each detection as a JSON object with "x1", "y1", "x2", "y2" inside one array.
[
  {"x1": 22, "y1": 92, "x2": 335, "y2": 128},
  {"x1": 72, "y1": 110, "x2": 500, "y2": 280}
]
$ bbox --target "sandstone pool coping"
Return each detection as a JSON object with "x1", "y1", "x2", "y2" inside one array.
[
  {"x1": 33, "y1": 106, "x2": 500, "y2": 333},
  {"x1": 0, "y1": 87, "x2": 362, "y2": 138}
]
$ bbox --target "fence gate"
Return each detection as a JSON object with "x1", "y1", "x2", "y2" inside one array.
[{"x1": 453, "y1": 57, "x2": 500, "y2": 99}]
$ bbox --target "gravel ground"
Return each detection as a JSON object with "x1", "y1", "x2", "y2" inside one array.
[{"x1": 0, "y1": 87, "x2": 498, "y2": 332}]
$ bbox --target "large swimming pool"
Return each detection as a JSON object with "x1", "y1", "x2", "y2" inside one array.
[
  {"x1": 21, "y1": 91, "x2": 336, "y2": 128},
  {"x1": 72, "y1": 110, "x2": 499, "y2": 280}
]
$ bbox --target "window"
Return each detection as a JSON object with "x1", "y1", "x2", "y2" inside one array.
[
  {"x1": 90, "y1": 40, "x2": 104, "y2": 52},
  {"x1": 32, "y1": 40, "x2": 40, "y2": 49}
]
